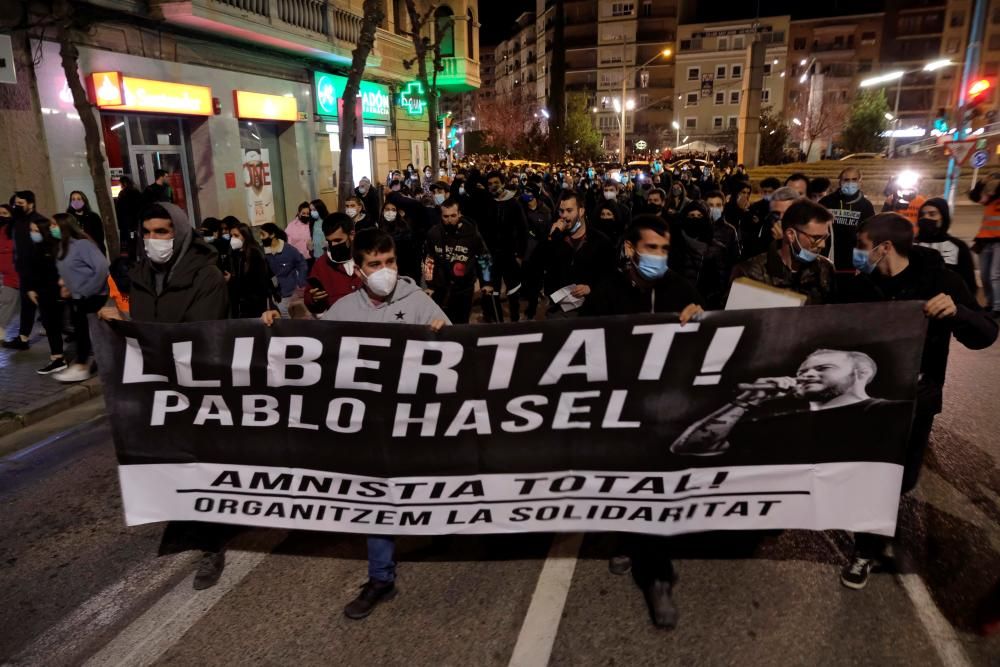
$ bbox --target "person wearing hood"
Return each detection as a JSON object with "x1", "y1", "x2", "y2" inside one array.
[
  {"x1": 664, "y1": 181, "x2": 690, "y2": 218},
  {"x1": 423, "y1": 198, "x2": 494, "y2": 324},
  {"x1": 99, "y1": 202, "x2": 230, "y2": 591},
  {"x1": 258, "y1": 222, "x2": 307, "y2": 318},
  {"x1": 732, "y1": 199, "x2": 837, "y2": 305},
  {"x1": 50, "y1": 212, "x2": 109, "y2": 382},
  {"x1": 839, "y1": 213, "x2": 998, "y2": 590},
  {"x1": 593, "y1": 179, "x2": 632, "y2": 231},
  {"x1": 819, "y1": 168, "x2": 877, "y2": 270},
  {"x1": 673, "y1": 198, "x2": 738, "y2": 310},
  {"x1": 263, "y1": 229, "x2": 449, "y2": 621},
  {"x1": 915, "y1": 198, "x2": 976, "y2": 295},
  {"x1": 722, "y1": 183, "x2": 752, "y2": 257},
  {"x1": 354, "y1": 176, "x2": 379, "y2": 220},
  {"x1": 474, "y1": 171, "x2": 528, "y2": 321},
  {"x1": 580, "y1": 214, "x2": 702, "y2": 630},
  {"x1": 286, "y1": 201, "x2": 315, "y2": 260},
  {"x1": 66, "y1": 191, "x2": 106, "y2": 256}
]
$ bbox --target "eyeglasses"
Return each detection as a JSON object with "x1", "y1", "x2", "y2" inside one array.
[{"x1": 794, "y1": 228, "x2": 830, "y2": 247}]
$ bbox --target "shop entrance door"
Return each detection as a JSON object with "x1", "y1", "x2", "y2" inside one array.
[{"x1": 133, "y1": 150, "x2": 191, "y2": 213}]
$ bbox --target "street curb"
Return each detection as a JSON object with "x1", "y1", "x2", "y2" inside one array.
[{"x1": 0, "y1": 377, "x2": 104, "y2": 438}]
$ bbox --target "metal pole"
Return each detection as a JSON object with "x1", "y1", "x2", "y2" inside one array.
[
  {"x1": 946, "y1": 0, "x2": 987, "y2": 206},
  {"x1": 676, "y1": 124, "x2": 680, "y2": 147},
  {"x1": 888, "y1": 76, "x2": 902, "y2": 158},
  {"x1": 621, "y1": 61, "x2": 627, "y2": 165}
]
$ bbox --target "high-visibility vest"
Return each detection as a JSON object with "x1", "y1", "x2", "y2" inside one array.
[
  {"x1": 898, "y1": 195, "x2": 927, "y2": 226},
  {"x1": 109, "y1": 276, "x2": 130, "y2": 313},
  {"x1": 976, "y1": 199, "x2": 1000, "y2": 240}
]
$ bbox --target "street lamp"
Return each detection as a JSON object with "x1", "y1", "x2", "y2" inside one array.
[
  {"x1": 619, "y1": 46, "x2": 672, "y2": 163},
  {"x1": 860, "y1": 60, "x2": 955, "y2": 157},
  {"x1": 792, "y1": 117, "x2": 803, "y2": 126},
  {"x1": 672, "y1": 120, "x2": 680, "y2": 147}
]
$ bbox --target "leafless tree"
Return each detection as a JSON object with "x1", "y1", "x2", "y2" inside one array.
[{"x1": 402, "y1": 0, "x2": 447, "y2": 174}]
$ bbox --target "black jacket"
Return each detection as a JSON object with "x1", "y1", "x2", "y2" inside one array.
[
  {"x1": 12, "y1": 210, "x2": 48, "y2": 277},
  {"x1": 228, "y1": 246, "x2": 272, "y2": 319},
  {"x1": 840, "y1": 247, "x2": 998, "y2": 401},
  {"x1": 424, "y1": 218, "x2": 492, "y2": 292},
  {"x1": 744, "y1": 199, "x2": 774, "y2": 260},
  {"x1": 582, "y1": 266, "x2": 702, "y2": 316},
  {"x1": 70, "y1": 210, "x2": 106, "y2": 256},
  {"x1": 673, "y1": 217, "x2": 740, "y2": 310},
  {"x1": 128, "y1": 203, "x2": 228, "y2": 323},
  {"x1": 535, "y1": 225, "x2": 614, "y2": 301},
  {"x1": 473, "y1": 190, "x2": 528, "y2": 259}
]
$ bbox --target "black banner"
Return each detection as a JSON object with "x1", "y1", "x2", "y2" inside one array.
[{"x1": 93, "y1": 302, "x2": 926, "y2": 536}]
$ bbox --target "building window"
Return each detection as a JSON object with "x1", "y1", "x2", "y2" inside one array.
[
  {"x1": 642, "y1": 1, "x2": 652, "y2": 17},
  {"x1": 687, "y1": 67, "x2": 700, "y2": 81},
  {"x1": 715, "y1": 91, "x2": 724, "y2": 105},
  {"x1": 793, "y1": 37, "x2": 806, "y2": 50},
  {"x1": 639, "y1": 93, "x2": 650, "y2": 106},
  {"x1": 990, "y1": 35, "x2": 1000, "y2": 51},
  {"x1": 611, "y1": 2, "x2": 634, "y2": 17},
  {"x1": 733, "y1": 36, "x2": 745, "y2": 49},
  {"x1": 946, "y1": 38, "x2": 960, "y2": 54},
  {"x1": 686, "y1": 92, "x2": 699, "y2": 106},
  {"x1": 731, "y1": 64, "x2": 743, "y2": 79},
  {"x1": 858, "y1": 59, "x2": 873, "y2": 73},
  {"x1": 434, "y1": 6, "x2": 455, "y2": 58},
  {"x1": 762, "y1": 89, "x2": 770, "y2": 103},
  {"x1": 730, "y1": 90, "x2": 740, "y2": 104},
  {"x1": 713, "y1": 116, "x2": 723, "y2": 129},
  {"x1": 728, "y1": 116, "x2": 738, "y2": 129},
  {"x1": 763, "y1": 63, "x2": 771, "y2": 76},
  {"x1": 685, "y1": 117, "x2": 697, "y2": 129},
  {"x1": 718, "y1": 37, "x2": 728, "y2": 50},
  {"x1": 716, "y1": 65, "x2": 726, "y2": 79}
]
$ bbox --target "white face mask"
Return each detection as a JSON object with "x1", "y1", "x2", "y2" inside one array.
[
  {"x1": 603, "y1": 190, "x2": 617, "y2": 200},
  {"x1": 458, "y1": 185, "x2": 465, "y2": 195},
  {"x1": 345, "y1": 207, "x2": 358, "y2": 218},
  {"x1": 144, "y1": 238, "x2": 174, "y2": 264},
  {"x1": 362, "y1": 266, "x2": 398, "y2": 297},
  {"x1": 383, "y1": 210, "x2": 398, "y2": 222},
  {"x1": 230, "y1": 237, "x2": 244, "y2": 250}
]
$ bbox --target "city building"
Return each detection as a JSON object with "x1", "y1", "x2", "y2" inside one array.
[
  {"x1": 0, "y1": 0, "x2": 480, "y2": 223},
  {"x1": 494, "y1": 12, "x2": 539, "y2": 110},
  {"x1": 674, "y1": 16, "x2": 790, "y2": 148},
  {"x1": 785, "y1": 12, "x2": 885, "y2": 159}
]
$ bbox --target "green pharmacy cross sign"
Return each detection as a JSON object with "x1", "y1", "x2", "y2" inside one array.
[
  {"x1": 313, "y1": 72, "x2": 390, "y2": 122},
  {"x1": 398, "y1": 81, "x2": 427, "y2": 117}
]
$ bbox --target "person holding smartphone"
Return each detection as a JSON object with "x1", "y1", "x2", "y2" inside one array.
[{"x1": 303, "y1": 212, "x2": 363, "y2": 315}]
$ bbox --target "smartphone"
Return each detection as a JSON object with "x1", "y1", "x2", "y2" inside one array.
[{"x1": 307, "y1": 277, "x2": 324, "y2": 291}]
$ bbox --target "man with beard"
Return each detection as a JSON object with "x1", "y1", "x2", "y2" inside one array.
[
  {"x1": 671, "y1": 348, "x2": 910, "y2": 465},
  {"x1": 820, "y1": 168, "x2": 876, "y2": 270},
  {"x1": 423, "y1": 199, "x2": 493, "y2": 324}
]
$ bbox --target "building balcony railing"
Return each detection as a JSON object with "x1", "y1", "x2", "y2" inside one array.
[
  {"x1": 152, "y1": 0, "x2": 363, "y2": 62},
  {"x1": 431, "y1": 56, "x2": 482, "y2": 93}
]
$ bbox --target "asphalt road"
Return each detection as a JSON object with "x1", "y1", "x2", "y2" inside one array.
[{"x1": 1, "y1": 328, "x2": 999, "y2": 666}]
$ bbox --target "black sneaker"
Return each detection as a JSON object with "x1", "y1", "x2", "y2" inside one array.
[
  {"x1": 2, "y1": 338, "x2": 29, "y2": 350},
  {"x1": 344, "y1": 579, "x2": 397, "y2": 620},
  {"x1": 643, "y1": 577, "x2": 679, "y2": 629},
  {"x1": 37, "y1": 358, "x2": 68, "y2": 375},
  {"x1": 840, "y1": 556, "x2": 873, "y2": 590},
  {"x1": 193, "y1": 550, "x2": 225, "y2": 590},
  {"x1": 609, "y1": 555, "x2": 632, "y2": 575}
]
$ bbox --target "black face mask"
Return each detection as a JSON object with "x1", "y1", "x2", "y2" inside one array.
[
  {"x1": 686, "y1": 216, "x2": 713, "y2": 240},
  {"x1": 299, "y1": 215, "x2": 311, "y2": 224},
  {"x1": 444, "y1": 223, "x2": 460, "y2": 236},
  {"x1": 327, "y1": 241, "x2": 351, "y2": 262},
  {"x1": 261, "y1": 236, "x2": 273, "y2": 247},
  {"x1": 916, "y1": 217, "x2": 944, "y2": 241}
]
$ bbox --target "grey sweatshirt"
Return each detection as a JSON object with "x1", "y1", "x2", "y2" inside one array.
[
  {"x1": 321, "y1": 275, "x2": 451, "y2": 325},
  {"x1": 57, "y1": 237, "x2": 109, "y2": 299}
]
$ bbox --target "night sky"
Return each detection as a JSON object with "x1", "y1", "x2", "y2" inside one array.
[{"x1": 479, "y1": 1, "x2": 534, "y2": 46}]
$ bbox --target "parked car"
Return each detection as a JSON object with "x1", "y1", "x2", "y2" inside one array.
[{"x1": 839, "y1": 153, "x2": 885, "y2": 161}]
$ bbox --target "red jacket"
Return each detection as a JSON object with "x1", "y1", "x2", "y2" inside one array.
[
  {"x1": 304, "y1": 255, "x2": 363, "y2": 313},
  {"x1": 0, "y1": 232, "x2": 18, "y2": 289}
]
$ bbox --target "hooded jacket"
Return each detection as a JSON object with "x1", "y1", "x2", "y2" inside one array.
[
  {"x1": 321, "y1": 275, "x2": 449, "y2": 325},
  {"x1": 128, "y1": 203, "x2": 229, "y2": 323},
  {"x1": 474, "y1": 188, "x2": 528, "y2": 259},
  {"x1": 57, "y1": 237, "x2": 109, "y2": 299},
  {"x1": 674, "y1": 200, "x2": 740, "y2": 310},
  {"x1": 915, "y1": 197, "x2": 977, "y2": 295},
  {"x1": 819, "y1": 189, "x2": 876, "y2": 270}
]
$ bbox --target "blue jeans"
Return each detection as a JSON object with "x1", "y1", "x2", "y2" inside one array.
[
  {"x1": 367, "y1": 535, "x2": 396, "y2": 583},
  {"x1": 981, "y1": 242, "x2": 1000, "y2": 312}
]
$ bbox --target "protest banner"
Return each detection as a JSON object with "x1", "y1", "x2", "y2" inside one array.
[{"x1": 92, "y1": 302, "x2": 926, "y2": 537}]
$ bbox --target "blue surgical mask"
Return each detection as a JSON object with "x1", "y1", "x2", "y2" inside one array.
[
  {"x1": 222, "y1": 233, "x2": 231, "y2": 241},
  {"x1": 841, "y1": 182, "x2": 860, "y2": 197},
  {"x1": 30, "y1": 231, "x2": 43, "y2": 243},
  {"x1": 709, "y1": 207, "x2": 723, "y2": 222},
  {"x1": 310, "y1": 210, "x2": 320, "y2": 220},
  {"x1": 433, "y1": 193, "x2": 446, "y2": 206},
  {"x1": 852, "y1": 248, "x2": 874, "y2": 273},
  {"x1": 636, "y1": 252, "x2": 668, "y2": 280},
  {"x1": 569, "y1": 220, "x2": 582, "y2": 234},
  {"x1": 792, "y1": 235, "x2": 818, "y2": 263}
]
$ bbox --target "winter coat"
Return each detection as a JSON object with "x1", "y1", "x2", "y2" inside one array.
[
  {"x1": 731, "y1": 240, "x2": 837, "y2": 305},
  {"x1": 424, "y1": 218, "x2": 493, "y2": 292},
  {"x1": 70, "y1": 209, "x2": 106, "y2": 256},
  {"x1": 322, "y1": 275, "x2": 449, "y2": 326},
  {"x1": 229, "y1": 246, "x2": 273, "y2": 318},
  {"x1": 285, "y1": 217, "x2": 313, "y2": 259},
  {"x1": 582, "y1": 266, "x2": 702, "y2": 316},
  {"x1": 264, "y1": 241, "x2": 308, "y2": 298},
  {"x1": 56, "y1": 237, "x2": 109, "y2": 299}
]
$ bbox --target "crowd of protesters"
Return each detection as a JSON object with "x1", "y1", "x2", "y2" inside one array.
[{"x1": 2, "y1": 155, "x2": 998, "y2": 632}]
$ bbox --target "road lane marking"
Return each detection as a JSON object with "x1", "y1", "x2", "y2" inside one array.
[
  {"x1": 0, "y1": 414, "x2": 104, "y2": 463},
  {"x1": 83, "y1": 529, "x2": 287, "y2": 667},
  {"x1": 822, "y1": 533, "x2": 972, "y2": 667},
  {"x1": 508, "y1": 532, "x2": 583, "y2": 667}
]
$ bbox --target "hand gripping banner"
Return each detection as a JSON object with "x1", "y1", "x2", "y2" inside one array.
[{"x1": 91, "y1": 302, "x2": 926, "y2": 537}]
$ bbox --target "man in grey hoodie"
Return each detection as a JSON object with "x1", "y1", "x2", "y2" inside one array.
[{"x1": 263, "y1": 228, "x2": 448, "y2": 619}]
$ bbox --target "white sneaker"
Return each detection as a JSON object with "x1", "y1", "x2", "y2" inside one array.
[{"x1": 54, "y1": 365, "x2": 93, "y2": 383}]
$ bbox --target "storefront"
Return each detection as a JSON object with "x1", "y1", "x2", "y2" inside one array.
[
  {"x1": 89, "y1": 71, "x2": 210, "y2": 216},
  {"x1": 312, "y1": 72, "x2": 392, "y2": 195}
]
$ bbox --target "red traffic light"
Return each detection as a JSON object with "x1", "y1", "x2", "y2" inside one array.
[{"x1": 968, "y1": 78, "x2": 992, "y2": 100}]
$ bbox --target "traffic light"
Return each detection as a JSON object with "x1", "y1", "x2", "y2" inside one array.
[
  {"x1": 967, "y1": 78, "x2": 992, "y2": 105},
  {"x1": 963, "y1": 78, "x2": 994, "y2": 132}
]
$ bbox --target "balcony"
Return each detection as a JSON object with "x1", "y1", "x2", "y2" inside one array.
[
  {"x1": 151, "y1": 0, "x2": 365, "y2": 65},
  {"x1": 433, "y1": 56, "x2": 481, "y2": 93}
]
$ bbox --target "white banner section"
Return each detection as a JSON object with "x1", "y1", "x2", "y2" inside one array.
[{"x1": 118, "y1": 463, "x2": 903, "y2": 537}]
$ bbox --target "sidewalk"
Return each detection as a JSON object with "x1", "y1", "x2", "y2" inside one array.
[{"x1": 0, "y1": 325, "x2": 103, "y2": 437}]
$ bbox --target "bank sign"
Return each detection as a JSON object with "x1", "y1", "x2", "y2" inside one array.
[{"x1": 313, "y1": 72, "x2": 390, "y2": 122}]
